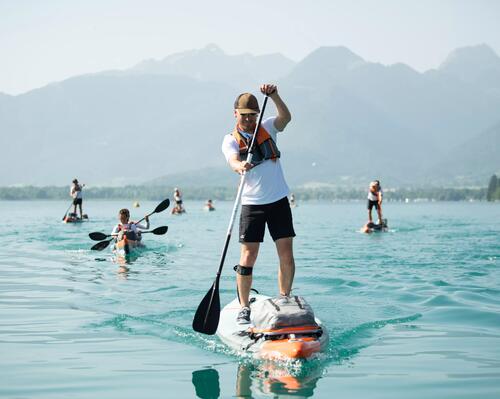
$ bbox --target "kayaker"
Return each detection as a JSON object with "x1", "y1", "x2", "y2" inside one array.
[
  {"x1": 221, "y1": 84, "x2": 295, "y2": 324},
  {"x1": 367, "y1": 180, "x2": 383, "y2": 224},
  {"x1": 205, "y1": 199, "x2": 215, "y2": 211},
  {"x1": 111, "y1": 208, "x2": 150, "y2": 242},
  {"x1": 70, "y1": 179, "x2": 85, "y2": 219}
]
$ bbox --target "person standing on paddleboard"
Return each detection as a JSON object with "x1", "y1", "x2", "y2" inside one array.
[
  {"x1": 70, "y1": 179, "x2": 85, "y2": 219},
  {"x1": 367, "y1": 180, "x2": 383, "y2": 224},
  {"x1": 221, "y1": 84, "x2": 295, "y2": 324}
]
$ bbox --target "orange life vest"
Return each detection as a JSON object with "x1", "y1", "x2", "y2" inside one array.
[
  {"x1": 117, "y1": 222, "x2": 135, "y2": 232},
  {"x1": 232, "y1": 125, "x2": 280, "y2": 165}
]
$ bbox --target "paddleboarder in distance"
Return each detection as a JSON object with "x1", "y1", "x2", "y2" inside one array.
[
  {"x1": 172, "y1": 187, "x2": 185, "y2": 214},
  {"x1": 221, "y1": 84, "x2": 295, "y2": 324},
  {"x1": 70, "y1": 179, "x2": 85, "y2": 219},
  {"x1": 367, "y1": 180, "x2": 383, "y2": 224}
]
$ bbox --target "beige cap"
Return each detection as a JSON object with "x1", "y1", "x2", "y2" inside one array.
[{"x1": 234, "y1": 93, "x2": 260, "y2": 113}]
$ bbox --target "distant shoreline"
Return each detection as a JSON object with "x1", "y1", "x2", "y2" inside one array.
[{"x1": 0, "y1": 185, "x2": 487, "y2": 202}]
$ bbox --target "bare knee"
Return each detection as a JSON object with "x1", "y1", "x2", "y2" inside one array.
[
  {"x1": 275, "y1": 238, "x2": 294, "y2": 265},
  {"x1": 240, "y1": 244, "x2": 259, "y2": 266}
]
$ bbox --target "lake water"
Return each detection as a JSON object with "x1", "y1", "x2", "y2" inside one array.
[{"x1": 1, "y1": 200, "x2": 499, "y2": 398}]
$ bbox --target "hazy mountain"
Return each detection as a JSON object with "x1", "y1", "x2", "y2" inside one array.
[
  {"x1": 283, "y1": 45, "x2": 500, "y2": 151},
  {"x1": 1, "y1": 44, "x2": 499, "y2": 187},
  {"x1": 127, "y1": 44, "x2": 296, "y2": 91},
  {"x1": 429, "y1": 120, "x2": 500, "y2": 185},
  {"x1": 284, "y1": 46, "x2": 366, "y2": 88},
  {"x1": 0, "y1": 74, "x2": 237, "y2": 186},
  {"x1": 439, "y1": 44, "x2": 500, "y2": 96},
  {"x1": 147, "y1": 166, "x2": 238, "y2": 187}
]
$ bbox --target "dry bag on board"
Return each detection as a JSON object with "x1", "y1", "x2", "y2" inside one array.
[{"x1": 250, "y1": 296, "x2": 317, "y2": 331}]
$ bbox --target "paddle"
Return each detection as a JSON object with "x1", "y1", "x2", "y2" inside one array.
[
  {"x1": 91, "y1": 238, "x2": 114, "y2": 251},
  {"x1": 89, "y1": 225, "x2": 169, "y2": 241},
  {"x1": 62, "y1": 202, "x2": 73, "y2": 221},
  {"x1": 135, "y1": 198, "x2": 170, "y2": 225},
  {"x1": 88, "y1": 198, "x2": 170, "y2": 240},
  {"x1": 192, "y1": 95, "x2": 269, "y2": 335},
  {"x1": 90, "y1": 226, "x2": 169, "y2": 250}
]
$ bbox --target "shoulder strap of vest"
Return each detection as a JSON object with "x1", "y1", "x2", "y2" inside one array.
[{"x1": 232, "y1": 125, "x2": 273, "y2": 150}]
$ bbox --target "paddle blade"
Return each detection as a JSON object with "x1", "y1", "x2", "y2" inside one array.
[
  {"x1": 89, "y1": 232, "x2": 108, "y2": 241},
  {"x1": 91, "y1": 239, "x2": 112, "y2": 251},
  {"x1": 152, "y1": 226, "x2": 168, "y2": 235},
  {"x1": 154, "y1": 198, "x2": 170, "y2": 214},
  {"x1": 192, "y1": 279, "x2": 220, "y2": 335}
]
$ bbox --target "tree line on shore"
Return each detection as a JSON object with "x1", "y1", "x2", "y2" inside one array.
[
  {"x1": 487, "y1": 174, "x2": 500, "y2": 201},
  {"x1": 0, "y1": 185, "x2": 490, "y2": 202}
]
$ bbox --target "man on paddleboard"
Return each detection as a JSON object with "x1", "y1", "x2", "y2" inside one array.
[
  {"x1": 367, "y1": 180, "x2": 383, "y2": 224},
  {"x1": 70, "y1": 179, "x2": 85, "y2": 219},
  {"x1": 221, "y1": 84, "x2": 295, "y2": 324}
]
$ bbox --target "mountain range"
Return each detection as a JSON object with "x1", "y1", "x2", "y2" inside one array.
[{"x1": 1, "y1": 43, "x2": 499, "y2": 188}]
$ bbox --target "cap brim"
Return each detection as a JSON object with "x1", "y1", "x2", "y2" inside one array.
[{"x1": 237, "y1": 108, "x2": 259, "y2": 114}]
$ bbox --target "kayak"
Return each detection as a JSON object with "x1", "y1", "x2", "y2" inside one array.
[
  {"x1": 112, "y1": 236, "x2": 144, "y2": 257},
  {"x1": 217, "y1": 293, "x2": 328, "y2": 360},
  {"x1": 63, "y1": 214, "x2": 88, "y2": 223}
]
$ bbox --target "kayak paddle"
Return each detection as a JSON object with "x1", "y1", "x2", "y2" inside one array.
[
  {"x1": 90, "y1": 226, "x2": 169, "y2": 250},
  {"x1": 192, "y1": 95, "x2": 269, "y2": 335},
  {"x1": 141, "y1": 225, "x2": 169, "y2": 235},
  {"x1": 88, "y1": 198, "x2": 170, "y2": 240},
  {"x1": 89, "y1": 231, "x2": 109, "y2": 241},
  {"x1": 89, "y1": 225, "x2": 169, "y2": 241},
  {"x1": 91, "y1": 238, "x2": 114, "y2": 251},
  {"x1": 135, "y1": 198, "x2": 170, "y2": 225}
]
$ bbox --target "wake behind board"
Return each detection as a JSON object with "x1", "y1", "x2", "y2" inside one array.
[{"x1": 217, "y1": 293, "x2": 328, "y2": 360}]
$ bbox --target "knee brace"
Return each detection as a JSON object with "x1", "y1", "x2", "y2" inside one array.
[{"x1": 234, "y1": 265, "x2": 253, "y2": 276}]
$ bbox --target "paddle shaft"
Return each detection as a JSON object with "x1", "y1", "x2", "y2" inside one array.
[
  {"x1": 62, "y1": 202, "x2": 73, "y2": 220},
  {"x1": 134, "y1": 212, "x2": 153, "y2": 226},
  {"x1": 202, "y1": 95, "x2": 269, "y2": 328},
  {"x1": 134, "y1": 198, "x2": 170, "y2": 225}
]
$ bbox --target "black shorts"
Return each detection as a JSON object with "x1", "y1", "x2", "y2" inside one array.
[
  {"x1": 239, "y1": 197, "x2": 296, "y2": 243},
  {"x1": 367, "y1": 199, "x2": 379, "y2": 210},
  {"x1": 73, "y1": 198, "x2": 82, "y2": 206}
]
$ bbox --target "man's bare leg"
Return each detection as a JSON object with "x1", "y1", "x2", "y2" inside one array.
[
  {"x1": 237, "y1": 242, "x2": 259, "y2": 307},
  {"x1": 275, "y1": 237, "x2": 295, "y2": 296}
]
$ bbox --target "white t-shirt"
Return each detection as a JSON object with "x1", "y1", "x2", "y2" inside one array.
[
  {"x1": 221, "y1": 117, "x2": 290, "y2": 205},
  {"x1": 367, "y1": 188, "x2": 383, "y2": 201},
  {"x1": 70, "y1": 184, "x2": 83, "y2": 199}
]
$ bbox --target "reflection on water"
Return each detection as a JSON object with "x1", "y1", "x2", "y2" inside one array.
[
  {"x1": 193, "y1": 361, "x2": 323, "y2": 398},
  {"x1": 192, "y1": 369, "x2": 220, "y2": 399}
]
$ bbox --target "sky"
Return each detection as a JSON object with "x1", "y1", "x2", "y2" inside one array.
[{"x1": 1, "y1": 0, "x2": 499, "y2": 95}]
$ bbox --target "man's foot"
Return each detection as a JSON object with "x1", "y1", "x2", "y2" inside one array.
[{"x1": 236, "y1": 307, "x2": 251, "y2": 324}]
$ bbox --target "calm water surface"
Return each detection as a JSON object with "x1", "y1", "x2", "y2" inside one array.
[{"x1": 1, "y1": 200, "x2": 499, "y2": 398}]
